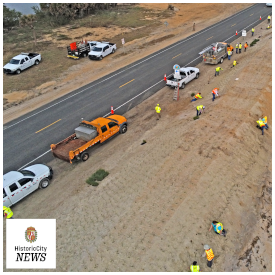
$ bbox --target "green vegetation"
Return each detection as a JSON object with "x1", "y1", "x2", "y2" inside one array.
[
  {"x1": 191, "y1": 93, "x2": 195, "y2": 97},
  {"x1": 193, "y1": 116, "x2": 199, "y2": 120},
  {"x1": 3, "y1": 5, "x2": 22, "y2": 29},
  {"x1": 250, "y1": 39, "x2": 260, "y2": 47},
  {"x1": 86, "y1": 169, "x2": 109, "y2": 186}
]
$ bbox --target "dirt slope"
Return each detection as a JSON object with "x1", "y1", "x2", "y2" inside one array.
[
  {"x1": 3, "y1": 22, "x2": 272, "y2": 272},
  {"x1": 3, "y1": 3, "x2": 252, "y2": 123}
]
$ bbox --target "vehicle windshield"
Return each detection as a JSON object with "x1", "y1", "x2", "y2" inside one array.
[
  {"x1": 9, "y1": 59, "x2": 20, "y2": 65},
  {"x1": 93, "y1": 47, "x2": 102, "y2": 52},
  {"x1": 20, "y1": 169, "x2": 35, "y2": 177}
]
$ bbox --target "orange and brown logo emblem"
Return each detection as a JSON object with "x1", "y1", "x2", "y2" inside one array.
[{"x1": 25, "y1": 226, "x2": 37, "y2": 243}]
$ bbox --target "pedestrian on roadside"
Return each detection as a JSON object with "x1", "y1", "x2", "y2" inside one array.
[
  {"x1": 235, "y1": 43, "x2": 239, "y2": 54},
  {"x1": 202, "y1": 245, "x2": 215, "y2": 268},
  {"x1": 267, "y1": 15, "x2": 271, "y2": 24},
  {"x1": 257, "y1": 119, "x2": 268, "y2": 135},
  {"x1": 232, "y1": 60, "x2": 238, "y2": 68},
  {"x1": 244, "y1": 42, "x2": 248, "y2": 52},
  {"x1": 196, "y1": 105, "x2": 205, "y2": 116},
  {"x1": 3, "y1": 206, "x2": 14, "y2": 219},
  {"x1": 190, "y1": 261, "x2": 200, "y2": 272},
  {"x1": 212, "y1": 88, "x2": 219, "y2": 101},
  {"x1": 193, "y1": 23, "x2": 196, "y2": 31},
  {"x1": 227, "y1": 49, "x2": 232, "y2": 60},
  {"x1": 209, "y1": 221, "x2": 226, "y2": 237},
  {"x1": 238, "y1": 42, "x2": 242, "y2": 54},
  {"x1": 155, "y1": 104, "x2": 161, "y2": 120},
  {"x1": 191, "y1": 92, "x2": 202, "y2": 102},
  {"x1": 251, "y1": 27, "x2": 255, "y2": 36},
  {"x1": 215, "y1": 66, "x2": 223, "y2": 77}
]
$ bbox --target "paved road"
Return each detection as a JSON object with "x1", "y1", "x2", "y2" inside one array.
[{"x1": 3, "y1": 3, "x2": 271, "y2": 173}]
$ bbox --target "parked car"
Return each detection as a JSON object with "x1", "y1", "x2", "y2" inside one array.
[
  {"x1": 3, "y1": 52, "x2": 42, "y2": 74},
  {"x1": 266, "y1": 3, "x2": 272, "y2": 7},
  {"x1": 3, "y1": 164, "x2": 53, "y2": 207},
  {"x1": 88, "y1": 42, "x2": 116, "y2": 60}
]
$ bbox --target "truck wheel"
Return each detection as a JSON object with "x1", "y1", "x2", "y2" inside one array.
[
  {"x1": 81, "y1": 152, "x2": 89, "y2": 161},
  {"x1": 16, "y1": 69, "x2": 21, "y2": 74},
  {"x1": 120, "y1": 125, "x2": 127, "y2": 134},
  {"x1": 83, "y1": 53, "x2": 87, "y2": 58},
  {"x1": 35, "y1": 60, "x2": 40, "y2": 65},
  {"x1": 220, "y1": 57, "x2": 224, "y2": 64},
  {"x1": 112, "y1": 49, "x2": 115, "y2": 54},
  {"x1": 196, "y1": 73, "x2": 199, "y2": 79},
  {"x1": 39, "y1": 178, "x2": 50, "y2": 189},
  {"x1": 99, "y1": 56, "x2": 103, "y2": 60},
  {"x1": 181, "y1": 83, "x2": 185, "y2": 89}
]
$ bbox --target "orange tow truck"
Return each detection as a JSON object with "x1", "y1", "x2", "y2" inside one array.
[{"x1": 50, "y1": 115, "x2": 127, "y2": 163}]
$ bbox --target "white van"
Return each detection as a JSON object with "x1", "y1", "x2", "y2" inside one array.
[{"x1": 3, "y1": 164, "x2": 53, "y2": 208}]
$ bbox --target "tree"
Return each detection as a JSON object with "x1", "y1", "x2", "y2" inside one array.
[
  {"x1": 20, "y1": 14, "x2": 37, "y2": 47},
  {"x1": 3, "y1": 4, "x2": 22, "y2": 29}
]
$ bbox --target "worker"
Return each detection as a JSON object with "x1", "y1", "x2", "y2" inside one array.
[
  {"x1": 155, "y1": 104, "x2": 161, "y2": 120},
  {"x1": 238, "y1": 42, "x2": 242, "y2": 54},
  {"x1": 196, "y1": 105, "x2": 205, "y2": 116},
  {"x1": 232, "y1": 60, "x2": 238, "y2": 68},
  {"x1": 267, "y1": 15, "x2": 271, "y2": 24},
  {"x1": 257, "y1": 119, "x2": 268, "y2": 135},
  {"x1": 227, "y1": 49, "x2": 232, "y2": 60},
  {"x1": 3, "y1": 206, "x2": 14, "y2": 219},
  {"x1": 235, "y1": 43, "x2": 239, "y2": 54},
  {"x1": 215, "y1": 67, "x2": 223, "y2": 77},
  {"x1": 190, "y1": 261, "x2": 200, "y2": 272},
  {"x1": 252, "y1": 27, "x2": 255, "y2": 36},
  {"x1": 202, "y1": 245, "x2": 215, "y2": 268},
  {"x1": 267, "y1": 24, "x2": 272, "y2": 29},
  {"x1": 191, "y1": 93, "x2": 202, "y2": 102},
  {"x1": 212, "y1": 88, "x2": 219, "y2": 101},
  {"x1": 244, "y1": 42, "x2": 248, "y2": 52},
  {"x1": 209, "y1": 221, "x2": 226, "y2": 237}
]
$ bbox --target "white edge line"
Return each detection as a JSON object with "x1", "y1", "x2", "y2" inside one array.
[
  {"x1": 4, "y1": 4, "x2": 259, "y2": 131},
  {"x1": 13, "y1": 8, "x2": 263, "y2": 169}
]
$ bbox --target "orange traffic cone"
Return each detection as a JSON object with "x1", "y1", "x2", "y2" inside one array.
[
  {"x1": 111, "y1": 106, "x2": 114, "y2": 114},
  {"x1": 260, "y1": 16, "x2": 261, "y2": 20},
  {"x1": 236, "y1": 30, "x2": 238, "y2": 35},
  {"x1": 164, "y1": 74, "x2": 167, "y2": 82}
]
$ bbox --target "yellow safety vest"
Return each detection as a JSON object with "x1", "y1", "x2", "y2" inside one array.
[
  {"x1": 216, "y1": 67, "x2": 222, "y2": 72},
  {"x1": 228, "y1": 50, "x2": 231, "y2": 55},
  {"x1": 155, "y1": 106, "x2": 161, "y2": 113},
  {"x1": 3, "y1": 207, "x2": 13, "y2": 219},
  {"x1": 196, "y1": 105, "x2": 203, "y2": 111},
  {"x1": 239, "y1": 44, "x2": 242, "y2": 49},
  {"x1": 257, "y1": 120, "x2": 265, "y2": 127},
  {"x1": 215, "y1": 222, "x2": 224, "y2": 233},
  {"x1": 252, "y1": 28, "x2": 255, "y2": 32},
  {"x1": 233, "y1": 60, "x2": 237, "y2": 66},
  {"x1": 190, "y1": 265, "x2": 200, "y2": 272},
  {"x1": 268, "y1": 15, "x2": 271, "y2": 19},
  {"x1": 205, "y1": 249, "x2": 215, "y2": 261},
  {"x1": 236, "y1": 44, "x2": 239, "y2": 49},
  {"x1": 195, "y1": 93, "x2": 202, "y2": 99}
]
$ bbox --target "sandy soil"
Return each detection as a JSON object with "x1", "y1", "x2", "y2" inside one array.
[
  {"x1": 3, "y1": 3, "x2": 253, "y2": 124},
  {"x1": 3, "y1": 20, "x2": 272, "y2": 272}
]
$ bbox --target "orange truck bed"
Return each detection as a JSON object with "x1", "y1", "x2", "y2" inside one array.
[{"x1": 50, "y1": 115, "x2": 127, "y2": 163}]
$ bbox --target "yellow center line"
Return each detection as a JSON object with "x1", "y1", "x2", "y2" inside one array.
[
  {"x1": 250, "y1": 13, "x2": 254, "y2": 16},
  {"x1": 206, "y1": 36, "x2": 213, "y2": 40},
  {"x1": 36, "y1": 119, "x2": 61, "y2": 133},
  {"x1": 231, "y1": 23, "x2": 236, "y2": 27},
  {"x1": 172, "y1": 53, "x2": 182, "y2": 59},
  {"x1": 119, "y1": 79, "x2": 135, "y2": 88}
]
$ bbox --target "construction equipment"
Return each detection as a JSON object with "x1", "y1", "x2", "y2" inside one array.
[{"x1": 67, "y1": 40, "x2": 95, "y2": 59}]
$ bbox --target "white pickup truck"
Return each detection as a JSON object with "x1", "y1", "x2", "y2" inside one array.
[
  {"x1": 3, "y1": 164, "x2": 53, "y2": 207},
  {"x1": 88, "y1": 42, "x2": 116, "y2": 60},
  {"x1": 166, "y1": 67, "x2": 200, "y2": 89},
  {"x1": 3, "y1": 52, "x2": 42, "y2": 74}
]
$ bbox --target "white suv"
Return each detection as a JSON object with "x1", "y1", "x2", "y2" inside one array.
[{"x1": 3, "y1": 164, "x2": 53, "y2": 207}]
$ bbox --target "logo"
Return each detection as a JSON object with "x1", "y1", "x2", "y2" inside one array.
[{"x1": 25, "y1": 226, "x2": 37, "y2": 243}]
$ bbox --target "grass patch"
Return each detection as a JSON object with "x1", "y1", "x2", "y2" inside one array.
[
  {"x1": 191, "y1": 93, "x2": 195, "y2": 97},
  {"x1": 250, "y1": 39, "x2": 260, "y2": 47},
  {"x1": 86, "y1": 169, "x2": 109, "y2": 186},
  {"x1": 193, "y1": 116, "x2": 199, "y2": 120}
]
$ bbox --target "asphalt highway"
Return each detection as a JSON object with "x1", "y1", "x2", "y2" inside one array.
[{"x1": 3, "y1": 3, "x2": 271, "y2": 173}]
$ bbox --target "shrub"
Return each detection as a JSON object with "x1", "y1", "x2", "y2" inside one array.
[
  {"x1": 86, "y1": 169, "x2": 109, "y2": 186},
  {"x1": 193, "y1": 116, "x2": 199, "y2": 120},
  {"x1": 191, "y1": 93, "x2": 195, "y2": 97}
]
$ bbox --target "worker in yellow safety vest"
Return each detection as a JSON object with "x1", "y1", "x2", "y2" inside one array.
[
  {"x1": 212, "y1": 88, "x2": 219, "y2": 102},
  {"x1": 257, "y1": 116, "x2": 269, "y2": 135},
  {"x1": 235, "y1": 43, "x2": 239, "y2": 54},
  {"x1": 238, "y1": 43, "x2": 242, "y2": 54},
  {"x1": 155, "y1": 104, "x2": 161, "y2": 120},
  {"x1": 190, "y1": 261, "x2": 200, "y2": 272},
  {"x1": 252, "y1": 27, "x2": 255, "y2": 36},
  {"x1": 232, "y1": 60, "x2": 238, "y2": 68},
  {"x1": 215, "y1": 67, "x2": 223, "y2": 77},
  {"x1": 267, "y1": 15, "x2": 271, "y2": 23},
  {"x1": 202, "y1": 245, "x2": 215, "y2": 268},
  {"x1": 267, "y1": 24, "x2": 272, "y2": 29},
  {"x1": 227, "y1": 49, "x2": 232, "y2": 60},
  {"x1": 209, "y1": 221, "x2": 226, "y2": 236},
  {"x1": 191, "y1": 93, "x2": 202, "y2": 102},
  {"x1": 3, "y1": 206, "x2": 14, "y2": 219},
  {"x1": 196, "y1": 105, "x2": 205, "y2": 116}
]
